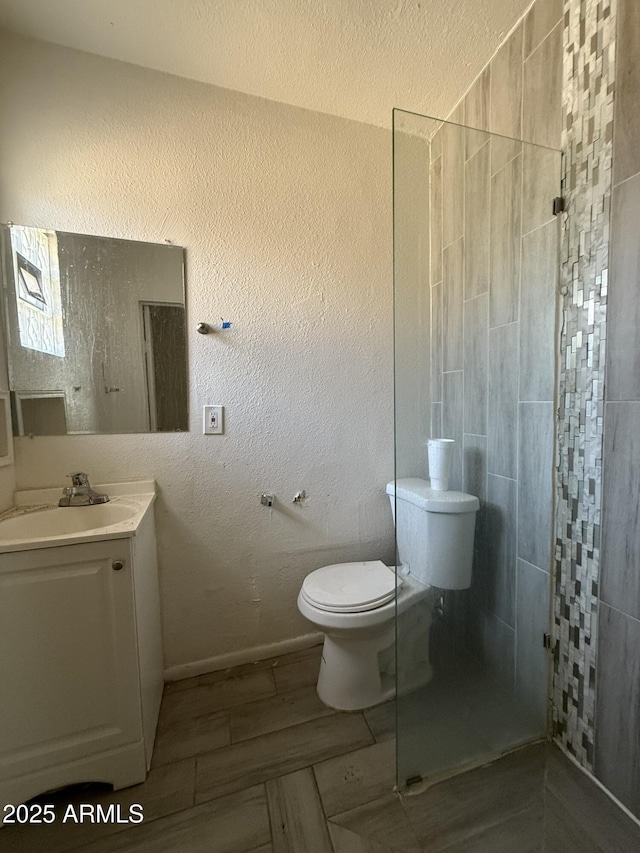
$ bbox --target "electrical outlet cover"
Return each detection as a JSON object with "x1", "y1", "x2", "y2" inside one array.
[{"x1": 203, "y1": 405, "x2": 223, "y2": 434}]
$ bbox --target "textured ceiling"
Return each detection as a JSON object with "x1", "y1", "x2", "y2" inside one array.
[{"x1": 0, "y1": 0, "x2": 532, "y2": 128}]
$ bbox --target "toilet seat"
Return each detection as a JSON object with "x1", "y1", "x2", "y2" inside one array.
[{"x1": 301, "y1": 560, "x2": 402, "y2": 613}]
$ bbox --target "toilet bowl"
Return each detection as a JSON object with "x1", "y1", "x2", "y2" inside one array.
[
  {"x1": 297, "y1": 561, "x2": 433, "y2": 710},
  {"x1": 297, "y1": 478, "x2": 479, "y2": 711}
]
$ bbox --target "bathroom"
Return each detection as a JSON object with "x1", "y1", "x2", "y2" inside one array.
[{"x1": 0, "y1": 0, "x2": 639, "y2": 849}]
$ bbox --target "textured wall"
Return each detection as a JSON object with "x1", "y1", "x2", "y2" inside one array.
[
  {"x1": 0, "y1": 31, "x2": 394, "y2": 674},
  {"x1": 0, "y1": 0, "x2": 533, "y2": 130}
]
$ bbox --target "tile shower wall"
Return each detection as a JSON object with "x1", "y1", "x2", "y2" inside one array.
[
  {"x1": 430, "y1": 0, "x2": 563, "y2": 725},
  {"x1": 552, "y1": 0, "x2": 616, "y2": 771},
  {"x1": 596, "y1": 0, "x2": 640, "y2": 818}
]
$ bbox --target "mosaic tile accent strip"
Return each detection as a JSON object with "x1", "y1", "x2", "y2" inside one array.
[{"x1": 553, "y1": 0, "x2": 616, "y2": 768}]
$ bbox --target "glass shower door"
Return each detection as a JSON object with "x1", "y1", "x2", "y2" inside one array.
[{"x1": 393, "y1": 108, "x2": 561, "y2": 788}]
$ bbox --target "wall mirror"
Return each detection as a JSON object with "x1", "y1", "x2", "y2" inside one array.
[{"x1": 1, "y1": 225, "x2": 188, "y2": 435}]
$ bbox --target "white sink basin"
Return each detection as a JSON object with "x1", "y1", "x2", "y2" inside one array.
[{"x1": 0, "y1": 503, "x2": 138, "y2": 541}]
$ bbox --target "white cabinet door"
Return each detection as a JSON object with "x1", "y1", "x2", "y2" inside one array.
[{"x1": 0, "y1": 540, "x2": 142, "y2": 782}]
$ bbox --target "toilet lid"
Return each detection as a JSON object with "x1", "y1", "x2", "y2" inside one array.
[{"x1": 301, "y1": 561, "x2": 402, "y2": 613}]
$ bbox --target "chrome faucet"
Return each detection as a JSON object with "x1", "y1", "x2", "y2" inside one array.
[{"x1": 58, "y1": 473, "x2": 110, "y2": 507}]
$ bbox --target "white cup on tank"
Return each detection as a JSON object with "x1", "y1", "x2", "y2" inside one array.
[{"x1": 428, "y1": 438, "x2": 455, "y2": 491}]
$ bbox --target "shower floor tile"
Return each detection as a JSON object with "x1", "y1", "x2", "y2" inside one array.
[{"x1": 3, "y1": 642, "x2": 640, "y2": 852}]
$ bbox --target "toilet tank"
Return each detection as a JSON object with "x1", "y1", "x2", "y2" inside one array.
[{"x1": 386, "y1": 478, "x2": 479, "y2": 590}]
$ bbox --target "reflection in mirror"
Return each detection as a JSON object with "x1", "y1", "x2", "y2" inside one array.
[
  {"x1": 1, "y1": 225, "x2": 188, "y2": 435},
  {"x1": 0, "y1": 393, "x2": 13, "y2": 465}
]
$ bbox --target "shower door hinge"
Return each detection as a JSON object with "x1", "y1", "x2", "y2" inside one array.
[
  {"x1": 543, "y1": 632, "x2": 552, "y2": 650},
  {"x1": 552, "y1": 196, "x2": 565, "y2": 215}
]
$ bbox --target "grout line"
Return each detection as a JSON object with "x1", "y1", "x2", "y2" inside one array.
[
  {"x1": 464, "y1": 134, "x2": 490, "y2": 164},
  {"x1": 361, "y1": 709, "x2": 379, "y2": 744},
  {"x1": 612, "y1": 167, "x2": 640, "y2": 191},
  {"x1": 488, "y1": 472, "x2": 517, "y2": 483},
  {"x1": 463, "y1": 290, "x2": 489, "y2": 304},
  {"x1": 599, "y1": 600, "x2": 640, "y2": 626},
  {"x1": 524, "y1": 19, "x2": 563, "y2": 65},
  {"x1": 488, "y1": 318, "x2": 520, "y2": 332},
  {"x1": 521, "y1": 215, "x2": 558, "y2": 240},
  {"x1": 490, "y1": 146, "x2": 523, "y2": 179}
]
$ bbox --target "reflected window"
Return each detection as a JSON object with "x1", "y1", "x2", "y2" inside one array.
[
  {"x1": 10, "y1": 225, "x2": 65, "y2": 357},
  {"x1": 17, "y1": 253, "x2": 46, "y2": 308}
]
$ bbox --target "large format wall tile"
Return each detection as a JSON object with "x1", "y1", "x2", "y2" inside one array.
[
  {"x1": 490, "y1": 23, "x2": 523, "y2": 140},
  {"x1": 443, "y1": 371, "x2": 463, "y2": 491},
  {"x1": 518, "y1": 403, "x2": 554, "y2": 572},
  {"x1": 443, "y1": 237, "x2": 464, "y2": 371},
  {"x1": 595, "y1": 603, "x2": 640, "y2": 817},
  {"x1": 523, "y1": 23, "x2": 563, "y2": 149},
  {"x1": 613, "y1": 0, "x2": 640, "y2": 185},
  {"x1": 516, "y1": 559, "x2": 551, "y2": 732},
  {"x1": 490, "y1": 155, "x2": 522, "y2": 328},
  {"x1": 463, "y1": 434, "x2": 487, "y2": 504},
  {"x1": 520, "y1": 222, "x2": 557, "y2": 402},
  {"x1": 464, "y1": 434, "x2": 488, "y2": 626},
  {"x1": 522, "y1": 145, "x2": 560, "y2": 236},
  {"x1": 606, "y1": 174, "x2": 640, "y2": 400},
  {"x1": 443, "y1": 112, "x2": 465, "y2": 248},
  {"x1": 431, "y1": 154, "x2": 443, "y2": 285},
  {"x1": 524, "y1": 0, "x2": 563, "y2": 58},
  {"x1": 601, "y1": 402, "x2": 640, "y2": 620},
  {"x1": 486, "y1": 474, "x2": 516, "y2": 627},
  {"x1": 431, "y1": 402, "x2": 443, "y2": 439},
  {"x1": 463, "y1": 294, "x2": 488, "y2": 435},
  {"x1": 488, "y1": 323, "x2": 518, "y2": 478},
  {"x1": 464, "y1": 144, "x2": 490, "y2": 300},
  {"x1": 464, "y1": 67, "x2": 490, "y2": 160},
  {"x1": 483, "y1": 611, "x2": 516, "y2": 688},
  {"x1": 431, "y1": 281, "x2": 443, "y2": 403},
  {"x1": 491, "y1": 137, "x2": 522, "y2": 178}
]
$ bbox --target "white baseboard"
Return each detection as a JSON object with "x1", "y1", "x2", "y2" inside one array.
[{"x1": 164, "y1": 631, "x2": 324, "y2": 683}]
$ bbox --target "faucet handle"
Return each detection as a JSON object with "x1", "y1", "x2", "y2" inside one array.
[{"x1": 67, "y1": 472, "x2": 89, "y2": 487}]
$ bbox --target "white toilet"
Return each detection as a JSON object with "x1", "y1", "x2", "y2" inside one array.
[{"x1": 297, "y1": 478, "x2": 479, "y2": 711}]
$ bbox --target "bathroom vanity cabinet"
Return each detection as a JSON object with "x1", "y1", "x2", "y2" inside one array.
[{"x1": 0, "y1": 486, "x2": 163, "y2": 811}]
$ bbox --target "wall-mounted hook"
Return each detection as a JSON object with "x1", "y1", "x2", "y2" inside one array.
[{"x1": 197, "y1": 320, "x2": 233, "y2": 334}]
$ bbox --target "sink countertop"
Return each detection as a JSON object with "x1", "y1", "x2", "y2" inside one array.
[{"x1": 0, "y1": 481, "x2": 156, "y2": 553}]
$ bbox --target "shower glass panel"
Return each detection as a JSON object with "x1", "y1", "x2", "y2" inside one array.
[{"x1": 393, "y1": 108, "x2": 561, "y2": 789}]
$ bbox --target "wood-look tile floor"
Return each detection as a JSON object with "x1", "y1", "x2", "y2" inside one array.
[{"x1": 3, "y1": 643, "x2": 640, "y2": 852}]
